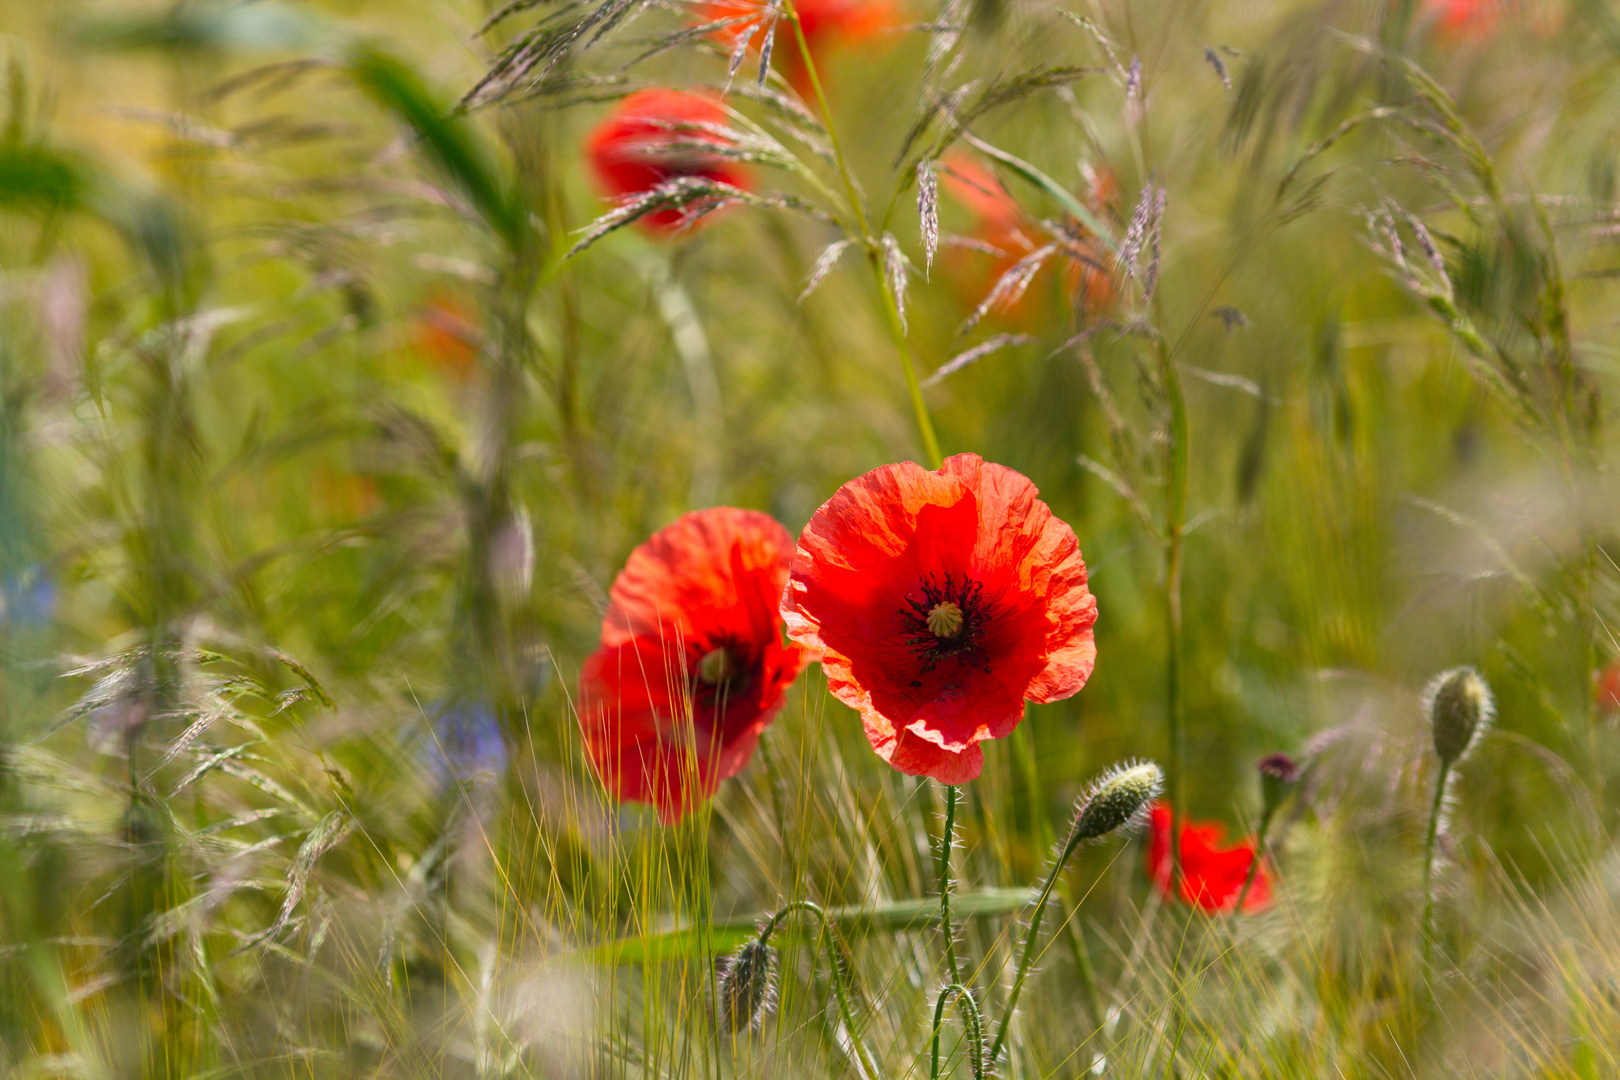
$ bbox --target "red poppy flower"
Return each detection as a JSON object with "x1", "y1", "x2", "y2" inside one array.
[
  {"x1": 939, "y1": 154, "x2": 1117, "y2": 322},
  {"x1": 781, "y1": 453, "x2": 1097, "y2": 784},
  {"x1": 696, "y1": 0, "x2": 900, "y2": 97},
  {"x1": 579, "y1": 508, "x2": 807, "y2": 823},
  {"x1": 1146, "y1": 803, "x2": 1272, "y2": 913},
  {"x1": 585, "y1": 88, "x2": 749, "y2": 233},
  {"x1": 1598, "y1": 662, "x2": 1620, "y2": 714}
]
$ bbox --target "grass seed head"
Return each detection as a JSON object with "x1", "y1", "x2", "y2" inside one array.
[
  {"x1": 1425, "y1": 666, "x2": 1494, "y2": 766},
  {"x1": 1073, "y1": 760, "x2": 1164, "y2": 842}
]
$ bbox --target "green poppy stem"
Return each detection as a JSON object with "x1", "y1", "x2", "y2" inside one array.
[
  {"x1": 930, "y1": 983, "x2": 985, "y2": 1080},
  {"x1": 985, "y1": 813, "x2": 1089, "y2": 1068},
  {"x1": 939, "y1": 782, "x2": 961, "y2": 986},
  {"x1": 1420, "y1": 759, "x2": 1451, "y2": 971}
]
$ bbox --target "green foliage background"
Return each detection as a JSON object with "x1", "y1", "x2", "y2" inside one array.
[{"x1": 1, "y1": 0, "x2": 1619, "y2": 1076}]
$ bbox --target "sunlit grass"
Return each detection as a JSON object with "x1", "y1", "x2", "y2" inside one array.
[{"x1": 1, "y1": 0, "x2": 1618, "y2": 1076}]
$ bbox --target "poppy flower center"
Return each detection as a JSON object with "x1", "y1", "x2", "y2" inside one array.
[
  {"x1": 926, "y1": 602, "x2": 964, "y2": 639},
  {"x1": 697, "y1": 646, "x2": 733, "y2": 685},
  {"x1": 901, "y1": 573, "x2": 989, "y2": 673}
]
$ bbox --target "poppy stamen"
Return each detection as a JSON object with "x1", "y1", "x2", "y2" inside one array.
[
  {"x1": 927, "y1": 602, "x2": 964, "y2": 639},
  {"x1": 900, "y1": 573, "x2": 988, "y2": 670},
  {"x1": 697, "y1": 646, "x2": 733, "y2": 685}
]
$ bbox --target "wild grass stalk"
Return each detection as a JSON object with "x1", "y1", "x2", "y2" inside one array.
[{"x1": 784, "y1": 1, "x2": 942, "y2": 468}]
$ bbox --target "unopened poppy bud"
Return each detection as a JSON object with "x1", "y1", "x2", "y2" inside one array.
[
  {"x1": 1424, "y1": 666, "x2": 1494, "y2": 766},
  {"x1": 716, "y1": 938, "x2": 777, "y2": 1034},
  {"x1": 1073, "y1": 760, "x2": 1164, "y2": 842},
  {"x1": 1256, "y1": 753, "x2": 1300, "y2": 816}
]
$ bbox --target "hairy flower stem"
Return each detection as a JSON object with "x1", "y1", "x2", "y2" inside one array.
[
  {"x1": 985, "y1": 816, "x2": 1089, "y2": 1068},
  {"x1": 785, "y1": 5, "x2": 941, "y2": 468},
  {"x1": 1420, "y1": 759, "x2": 1451, "y2": 970},
  {"x1": 759, "y1": 901, "x2": 881, "y2": 1080},
  {"x1": 930, "y1": 984, "x2": 985, "y2": 1080},
  {"x1": 939, "y1": 782, "x2": 962, "y2": 986}
]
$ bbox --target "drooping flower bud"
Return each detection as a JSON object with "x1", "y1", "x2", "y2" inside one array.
[
  {"x1": 1424, "y1": 666, "x2": 1494, "y2": 766},
  {"x1": 1073, "y1": 760, "x2": 1164, "y2": 842},
  {"x1": 716, "y1": 938, "x2": 777, "y2": 1034},
  {"x1": 1256, "y1": 753, "x2": 1300, "y2": 817}
]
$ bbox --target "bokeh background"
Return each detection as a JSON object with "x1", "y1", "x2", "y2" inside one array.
[{"x1": 2, "y1": 0, "x2": 1619, "y2": 1075}]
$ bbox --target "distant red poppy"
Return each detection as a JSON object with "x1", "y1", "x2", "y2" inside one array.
[
  {"x1": 412, "y1": 286, "x2": 480, "y2": 377},
  {"x1": 1419, "y1": 0, "x2": 1561, "y2": 38},
  {"x1": 696, "y1": 0, "x2": 899, "y2": 96},
  {"x1": 579, "y1": 508, "x2": 808, "y2": 823},
  {"x1": 939, "y1": 154, "x2": 1117, "y2": 322},
  {"x1": 781, "y1": 453, "x2": 1097, "y2": 784},
  {"x1": 1146, "y1": 803, "x2": 1272, "y2": 913},
  {"x1": 1598, "y1": 662, "x2": 1620, "y2": 714},
  {"x1": 585, "y1": 88, "x2": 748, "y2": 232},
  {"x1": 1423, "y1": 0, "x2": 1498, "y2": 34}
]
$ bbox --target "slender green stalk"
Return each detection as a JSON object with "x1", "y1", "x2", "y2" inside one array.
[
  {"x1": 759, "y1": 901, "x2": 882, "y2": 1080},
  {"x1": 985, "y1": 818, "x2": 1089, "y2": 1067},
  {"x1": 873, "y1": 257, "x2": 943, "y2": 468},
  {"x1": 939, "y1": 782, "x2": 962, "y2": 986},
  {"x1": 1420, "y1": 760, "x2": 1451, "y2": 969},
  {"x1": 1161, "y1": 348, "x2": 1189, "y2": 885},
  {"x1": 930, "y1": 983, "x2": 985, "y2": 1080},
  {"x1": 784, "y1": 5, "x2": 942, "y2": 468},
  {"x1": 1232, "y1": 808, "x2": 1273, "y2": 915}
]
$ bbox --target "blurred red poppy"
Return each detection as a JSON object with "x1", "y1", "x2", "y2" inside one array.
[
  {"x1": 1598, "y1": 662, "x2": 1620, "y2": 714},
  {"x1": 412, "y1": 286, "x2": 481, "y2": 377},
  {"x1": 696, "y1": 0, "x2": 900, "y2": 96},
  {"x1": 939, "y1": 153, "x2": 1117, "y2": 322},
  {"x1": 1146, "y1": 803, "x2": 1272, "y2": 913},
  {"x1": 586, "y1": 88, "x2": 749, "y2": 232},
  {"x1": 781, "y1": 453, "x2": 1097, "y2": 784},
  {"x1": 579, "y1": 508, "x2": 808, "y2": 822},
  {"x1": 1424, "y1": 0, "x2": 1504, "y2": 36}
]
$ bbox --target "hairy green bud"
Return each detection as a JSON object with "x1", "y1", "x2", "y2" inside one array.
[
  {"x1": 716, "y1": 938, "x2": 777, "y2": 1034},
  {"x1": 1424, "y1": 666, "x2": 1494, "y2": 766},
  {"x1": 1073, "y1": 760, "x2": 1164, "y2": 842}
]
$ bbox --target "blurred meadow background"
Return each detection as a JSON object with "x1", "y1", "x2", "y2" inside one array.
[{"x1": 3, "y1": 0, "x2": 1620, "y2": 1075}]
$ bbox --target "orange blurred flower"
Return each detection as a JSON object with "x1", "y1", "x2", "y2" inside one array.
[
  {"x1": 1419, "y1": 0, "x2": 1562, "y2": 40},
  {"x1": 412, "y1": 286, "x2": 481, "y2": 378},
  {"x1": 309, "y1": 466, "x2": 381, "y2": 521},
  {"x1": 939, "y1": 153, "x2": 1117, "y2": 325},
  {"x1": 1598, "y1": 662, "x2": 1620, "y2": 714},
  {"x1": 586, "y1": 88, "x2": 750, "y2": 233},
  {"x1": 696, "y1": 0, "x2": 900, "y2": 96}
]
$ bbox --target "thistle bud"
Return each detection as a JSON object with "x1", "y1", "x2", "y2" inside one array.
[
  {"x1": 1073, "y1": 760, "x2": 1164, "y2": 842},
  {"x1": 1256, "y1": 753, "x2": 1300, "y2": 817},
  {"x1": 716, "y1": 938, "x2": 777, "y2": 1034},
  {"x1": 1424, "y1": 666, "x2": 1494, "y2": 766}
]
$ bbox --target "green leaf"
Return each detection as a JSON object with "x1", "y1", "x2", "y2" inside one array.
[
  {"x1": 0, "y1": 142, "x2": 89, "y2": 213},
  {"x1": 961, "y1": 133, "x2": 1117, "y2": 253},
  {"x1": 573, "y1": 887, "x2": 1038, "y2": 966},
  {"x1": 347, "y1": 46, "x2": 525, "y2": 249}
]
